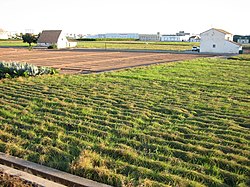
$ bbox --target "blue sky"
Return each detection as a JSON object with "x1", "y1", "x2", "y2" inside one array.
[{"x1": 1, "y1": 0, "x2": 249, "y2": 35}]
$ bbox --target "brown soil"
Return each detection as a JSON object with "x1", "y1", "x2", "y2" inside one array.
[{"x1": 0, "y1": 48, "x2": 211, "y2": 74}]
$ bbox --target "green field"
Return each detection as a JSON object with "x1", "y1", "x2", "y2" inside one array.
[
  {"x1": 0, "y1": 40, "x2": 34, "y2": 47},
  {"x1": 0, "y1": 56, "x2": 249, "y2": 186},
  {"x1": 0, "y1": 40, "x2": 197, "y2": 51},
  {"x1": 76, "y1": 41, "x2": 198, "y2": 51}
]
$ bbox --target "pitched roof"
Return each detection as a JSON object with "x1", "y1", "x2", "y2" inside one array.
[
  {"x1": 227, "y1": 40, "x2": 242, "y2": 46},
  {"x1": 37, "y1": 30, "x2": 62, "y2": 43},
  {"x1": 213, "y1": 28, "x2": 232, "y2": 35},
  {"x1": 201, "y1": 28, "x2": 232, "y2": 35}
]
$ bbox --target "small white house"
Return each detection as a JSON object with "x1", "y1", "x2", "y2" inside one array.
[
  {"x1": 37, "y1": 30, "x2": 77, "y2": 49},
  {"x1": 189, "y1": 35, "x2": 201, "y2": 42},
  {"x1": 200, "y1": 28, "x2": 242, "y2": 54}
]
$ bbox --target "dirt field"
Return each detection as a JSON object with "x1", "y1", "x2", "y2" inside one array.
[{"x1": 0, "y1": 48, "x2": 210, "y2": 74}]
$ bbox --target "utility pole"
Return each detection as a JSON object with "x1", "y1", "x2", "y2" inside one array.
[{"x1": 104, "y1": 34, "x2": 107, "y2": 50}]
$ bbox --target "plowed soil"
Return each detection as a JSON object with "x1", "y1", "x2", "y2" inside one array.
[{"x1": 0, "y1": 48, "x2": 210, "y2": 74}]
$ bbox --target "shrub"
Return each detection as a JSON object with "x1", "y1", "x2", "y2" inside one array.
[
  {"x1": 0, "y1": 61, "x2": 58, "y2": 79},
  {"x1": 48, "y1": 44, "x2": 57, "y2": 49}
]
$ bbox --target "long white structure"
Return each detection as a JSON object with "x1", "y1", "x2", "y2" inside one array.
[
  {"x1": 85, "y1": 33, "x2": 139, "y2": 39},
  {"x1": 160, "y1": 31, "x2": 190, "y2": 42}
]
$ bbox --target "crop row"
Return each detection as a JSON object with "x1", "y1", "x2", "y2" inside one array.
[{"x1": 0, "y1": 58, "x2": 249, "y2": 186}]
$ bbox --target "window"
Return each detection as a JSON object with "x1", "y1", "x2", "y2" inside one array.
[{"x1": 213, "y1": 44, "x2": 216, "y2": 48}]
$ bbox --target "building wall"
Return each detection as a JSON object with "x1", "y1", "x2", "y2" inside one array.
[
  {"x1": 161, "y1": 35, "x2": 190, "y2": 42},
  {"x1": 85, "y1": 33, "x2": 139, "y2": 39},
  {"x1": 189, "y1": 37, "x2": 200, "y2": 42},
  {"x1": 139, "y1": 34, "x2": 160, "y2": 41},
  {"x1": 105, "y1": 33, "x2": 139, "y2": 39},
  {"x1": 237, "y1": 39, "x2": 249, "y2": 44},
  {"x1": 161, "y1": 35, "x2": 180, "y2": 41},
  {"x1": 37, "y1": 42, "x2": 51, "y2": 47},
  {"x1": 57, "y1": 33, "x2": 68, "y2": 49},
  {"x1": 200, "y1": 29, "x2": 241, "y2": 53}
]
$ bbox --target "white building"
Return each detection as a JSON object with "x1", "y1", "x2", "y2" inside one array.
[
  {"x1": 237, "y1": 37, "x2": 250, "y2": 44},
  {"x1": 0, "y1": 29, "x2": 8, "y2": 39},
  {"x1": 139, "y1": 33, "x2": 161, "y2": 41},
  {"x1": 161, "y1": 31, "x2": 190, "y2": 42},
  {"x1": 189, "y1": 35, "x2": 201, "y2": 42},
  {"x1": 161, "y1": 35, "x2": 190, "y2": 42},
  {"x1": 84, "y1": 33, "x2": 139, "y2": 39},
  {"x1": 200, "y1": 28, "x2": 242, "y2": 54},
  {"x1": 37, "y1": 30, "x2": 77, "y2": 49},
  {"x1": 105, "y1": 33, "x2": 139, "y2": 39}
]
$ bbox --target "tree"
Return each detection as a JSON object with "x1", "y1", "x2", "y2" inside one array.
[{"x1": 22, "y1": 33, "x2": 38, "y2": 47}]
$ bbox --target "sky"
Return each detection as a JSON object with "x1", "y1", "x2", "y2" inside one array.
[{"x1": 1, "y1": 0, "x2": 249, "y2": 35}]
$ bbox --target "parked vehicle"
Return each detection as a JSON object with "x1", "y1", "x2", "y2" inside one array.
[{"x1": 192, "y1": 46, "x2": 200, "y2": 52}]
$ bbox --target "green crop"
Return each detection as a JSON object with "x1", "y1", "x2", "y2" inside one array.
[{"x1": 0, "y1": 56, "x2": 249, "y2": 186}]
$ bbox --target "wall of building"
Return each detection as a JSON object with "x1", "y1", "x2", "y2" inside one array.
[
  {"x1": 57, "y1": 33, "x2": 68, "y2": 49},
  {"x1": 139, "y1": 34, "x2": 160, "y2": 41},
  {"x1": 200, "y1": 29, "x2": 241, "y2": 53},
  {"x1": 161, "y1": 35, "x2": 190, "y2": 42},
  {"x1": 85, "y1": 33, "x2": 139, "y2": 39},
  {"x1": 237, "y1": 38, "x2": 249, "y2": 44}
]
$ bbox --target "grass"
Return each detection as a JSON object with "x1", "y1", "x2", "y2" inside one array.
[
  {"x1": 0, "y1": 39, "x2": 197, "y2": 51},
  {"x1": 76, "y1": 41, "x2": 198, "y2": 51},
  {"x1": 242, "y1": 44, "x2": 250, "y2": 50},
  {"x1": 0, "y1": 40, "x2": 34, "y2": 47},
  {"x1": 0, "y1": 56, "x2": 249, "y2": 186},
  {"x1": 228, "y1": 54, "x2": 250, "y2": 61}
]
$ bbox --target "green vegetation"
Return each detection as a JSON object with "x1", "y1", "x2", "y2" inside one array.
[
  {"x1": 47, "y1": 44, "x2": 58, "y2": 49},
  {"x1": 0, "y1": 40, "x2": 34, "y2": 47},
  {"x1": 0, "y1": 40, "x2": 197, "y2": 51},
  {"x1": 0, "y1": 56, "x2": 249, "y2": 186},
  {"x1": 22, "y1": 33, "x2": 38, "y2": 48},
  {"x1": 243, "y1": 44, "x2": 250, "y2": 50},
  {"x1": 0, "y1": 61, "x2": 58, "y2": 79},
  {"x1": 76, "y1": 41, "x2": 198, "y2": 51},
  {"x1": 228, "y1": 54, "x2": 250, "y2": 61}
]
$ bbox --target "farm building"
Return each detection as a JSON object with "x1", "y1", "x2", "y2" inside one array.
[
  {"x1": 0, "y1": 28, "x2": 8, "y2": 39},
  {"x1": 200, "y1": 28, "x2": 242, "y2": 54},
  {"x1": 161, "y1": 31, "x2": 190, "y2": 42},
  {"x1": 189, "y1": 35, "x2": 201, "y2": 42},
  {"x1": 139, "y1": 33, "x2": 161, "y2": 41},
  {"x1": 161, "y1": 35, "x2": 190, "y2": 42},
  {"x1": 84, "y1": 33, "x2": 139, "y2": 39},
  {"x1": 37, "y1": 30, "x2": 77, "y2": 49}
]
